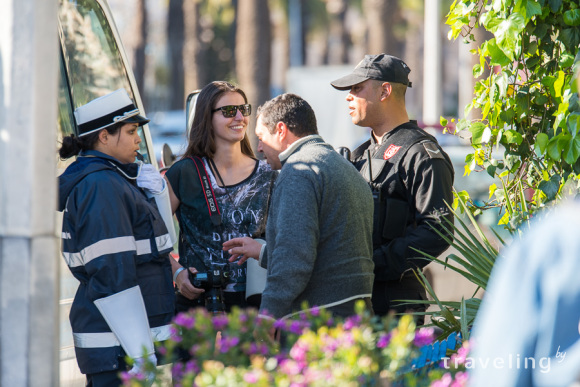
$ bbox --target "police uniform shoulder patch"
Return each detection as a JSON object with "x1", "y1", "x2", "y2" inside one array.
[{"x1": 422, "y1": 142, "x2": 445, "y2": 160}]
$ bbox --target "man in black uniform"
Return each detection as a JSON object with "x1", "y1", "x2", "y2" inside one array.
[{"x1": 330, "y1": 53, "x2": 454, "y2": 320}]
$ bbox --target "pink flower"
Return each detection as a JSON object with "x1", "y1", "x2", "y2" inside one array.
[
  {"x1": 414, "y1": 327, "x2": 435, "y2": 347},
  {"x1": 174, "y1": 313, "x2": 195, "y2": 329},
  {"x1": 451, "y1": 371, "x2": 469, "y2": 387},
  {"x1": 279, "y1": 359, "x2": 301, "y2": 376},
  {"x1": 430, "y1": 372, "x2": 452, "y2": 387},
  {"x1": 290, "y1": 342, "x2": 309, "y2": 362},
  {"x1": 289, "y1": 321, "x2": 304, "y2": 335},
  {"x1": 344, "y1": 315, "x2": 361, "y2": 330},
  {"x1": 377, "y1": 333, "x2": 391, "y2": 348},
  {"x1": 212, "y1": 315, "x2": 229, "y2": 330},
  {"x1": 243, "y1": 371, "x2": 259, "y2": 383}
]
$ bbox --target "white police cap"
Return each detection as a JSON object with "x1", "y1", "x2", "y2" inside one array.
[{"x1": 74, "y1": 88, "x2": 149, "y2": 137}]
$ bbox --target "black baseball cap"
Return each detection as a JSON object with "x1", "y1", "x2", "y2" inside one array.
[{"x1": 330, "y1": 53, "x2": 412, "y2": 90}]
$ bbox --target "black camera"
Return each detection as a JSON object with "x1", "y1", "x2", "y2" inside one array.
[{"x1": 189, "y1": 266, "x2": 232, "y2": 315}]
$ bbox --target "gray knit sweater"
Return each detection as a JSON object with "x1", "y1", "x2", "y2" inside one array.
[{"x1": 260, "y1": 136, "x2": 375, "y2": 319}]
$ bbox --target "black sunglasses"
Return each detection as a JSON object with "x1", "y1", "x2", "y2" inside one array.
[{"x1": 211, "y1": 104, "x2": 252, "y2": 118}]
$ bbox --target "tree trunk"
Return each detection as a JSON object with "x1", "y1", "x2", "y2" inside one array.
[
  {"x1": 168, "y1": 0, "x2": 185, "y2": 110},
  {"x1": 184, "y1": 0, "x2": 206, "y2": 93},
  {"x1": 235, "y1": 0, "x2": 271, "y2": 151},
  {"x1": 326, "y1": 0, "x2": 349, "y2": 64},
  {"x1": 363, "y1": 0, "x2": 404, "y2": 58},
  {"x1": 134, "y1": 0, "x2": 147, "y2": 107}
]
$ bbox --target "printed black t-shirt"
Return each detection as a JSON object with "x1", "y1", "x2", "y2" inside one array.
[{"x1": 165, "y1": 157, "x2": 277, "y2": 292}]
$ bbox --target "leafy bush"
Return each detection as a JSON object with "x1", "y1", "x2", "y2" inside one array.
[{"x1": 444, "y1": 0, "x2": 580, "y2": 230}]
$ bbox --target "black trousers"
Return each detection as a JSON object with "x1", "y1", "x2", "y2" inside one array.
[
  {"x1": 85, "y1": 357, "x2": 126, "y2": 387},
  {"x1": 372, "y1": 271, "x2": 428, "y2": 325}
]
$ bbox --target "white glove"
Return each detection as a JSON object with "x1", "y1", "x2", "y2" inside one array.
[
  {"x1": 128, "y1": 353, "x2": 157, "y2": 386},
  {"x1": 137, "y1": 164, "x2": 165, "y2": 195}
]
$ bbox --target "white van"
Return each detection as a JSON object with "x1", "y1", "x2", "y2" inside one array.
[{"x1": 56, "y1": 0, "x2": 158, "y2": 385}]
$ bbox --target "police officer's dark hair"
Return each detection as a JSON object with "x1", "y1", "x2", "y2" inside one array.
[
  {"x1": 58, "y1": 122, "x2": 124, "y2": 160},
  {"x1": 257, "y1": 93, "x2": 318, "y2": 137},
  {"x1": 182, "y1": 80, "x2": 255, "y2": 160}
]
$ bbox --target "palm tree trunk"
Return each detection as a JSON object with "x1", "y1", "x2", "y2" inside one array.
[
  {"x1": 184, "y1": 0, "x2": 207, "y2": 93},
  {"x1": 168, "y1": 0, "x2": 185, "y2": 110},
  {"x1": 235, "y1": 0, "x2": 271, "y2": 151},
  {"x1": 363, "y1": 0, "x2": 404, "y2": 58}
]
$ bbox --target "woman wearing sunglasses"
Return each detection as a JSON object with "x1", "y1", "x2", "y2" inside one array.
[{"x1": 164, "y1": 81, "x2": 277, "y2": 314}]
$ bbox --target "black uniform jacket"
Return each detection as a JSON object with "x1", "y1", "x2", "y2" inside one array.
[{"x1": 352, "y1": 121, "x2": 455, "y2": 282}]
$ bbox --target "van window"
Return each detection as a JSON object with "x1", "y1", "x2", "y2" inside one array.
[{"x1": 58, "y1": 0, "x2": 150, "y2": 159}]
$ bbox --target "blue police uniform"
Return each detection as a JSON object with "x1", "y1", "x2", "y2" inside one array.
[{"x1": 58, "y1": 150, "x2": 174, "y2": 375}]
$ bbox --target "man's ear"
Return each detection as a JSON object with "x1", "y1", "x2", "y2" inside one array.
[
  {"x1": 380, "y1": 82, "x2": 392, "y2": 101},
  {"x1": 276, "y1": 121, "x2": 288, "y2": 140}
]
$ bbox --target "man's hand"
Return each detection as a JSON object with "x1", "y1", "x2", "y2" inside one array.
[
  {"x1": 175, "y1": 266, "x2": 205, "y2": 300},
  {"x1": 223, "y1": 237, "x2": 262, "y2": 265},
  {"x1": 137, "y1": 164, "x2": 165, "y2": 194}
]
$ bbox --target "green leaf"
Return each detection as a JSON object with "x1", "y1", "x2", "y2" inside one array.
[
  {"x1": 547, "y1": 136, "x2": 561, "y2": 161},
  {"x1": 489, "y1": 183, "x2": 498, "y2": 199},
  {"x1": 503, "y1": 129, "x2": 524, "y2": 145},
  {"x1": 561, "y1": 28, "x2": 580, "y2": 51},
  {"x1": 515, "y1": 0, "x2": 542, "y2": 21},
  {"x1": 564, "y1": 9, "x2": 580, "y2": 26},
  {"x1": 469, "y1": 122, "x2": 487, "y2": 145},
  {"x1": 494, "y1": 13, "x2": 526, "y2": 60},
  {"x1": 554, "y1": 71, "x2": 566, "y2": 99},
  {"x1": 535, "y1": 133, "x2": 549, "y2": 155},
  {"x1": 548, "y1": 0, "x2": 562, "y2": 12},
  {"x1": 499, "y1": 109, "x2": 516, "y2": 123},
  {"x1": 563, "y1": 135, "x2": 580, "y2": 164},
  {"x1": 538, "y1": 174, "x2": 561, "y2": 200},
  {"x1": 440, "y1": 116, "x2": 448, "y2": 127},
  {"x1": 495, "y1": 72, "x2": 509, "y2": 98},
  {"x1": 568, "y1": 113, "x2": 580, "y2": 137},
  {"x1": 485, "y1": 38, "x2": 512, "y2": 66}
]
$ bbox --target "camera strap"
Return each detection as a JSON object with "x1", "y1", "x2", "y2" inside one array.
[{"x1": 189, "y1": 156, "x2": 222, "y2": 226}]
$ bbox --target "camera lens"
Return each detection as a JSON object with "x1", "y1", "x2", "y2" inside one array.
[{"x1": 205, "y1": 288, "x2": 226, "y2": 315}]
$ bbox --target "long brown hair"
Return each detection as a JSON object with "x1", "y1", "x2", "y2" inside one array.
[{"x1": 182, "y1": 81, "x2": 255, "y2": 159}]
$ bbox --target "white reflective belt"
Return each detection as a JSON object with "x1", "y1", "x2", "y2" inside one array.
[
  {"x1": 73, "y1": 324, "x2": 173, "y2": 349},
  {"x1": 62, "y1": 236, "x2": 152, "y2": 268}
]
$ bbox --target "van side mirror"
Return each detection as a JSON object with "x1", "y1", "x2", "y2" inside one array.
[
  {"x1": 161, "y1": 143, "x2": 176, "y2": 170},
  {"x1": 185, "y1": 90, "x2": 201, "y2": 138}
]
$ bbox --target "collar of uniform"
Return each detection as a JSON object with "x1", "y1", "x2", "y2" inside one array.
[
  {"x1": 279, "y1": 134, "x2": 323, "y2": 164},
  {"x1": 79, "y1": 150, "x2": 139, "y2": 178},
  {"x1": 372, "y1": 122, "x2": 412, "y2": 145}
]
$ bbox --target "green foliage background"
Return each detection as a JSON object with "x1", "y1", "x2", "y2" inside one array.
[{"x1": 443, "y1": 0, "x2": 580, "y2": 231}]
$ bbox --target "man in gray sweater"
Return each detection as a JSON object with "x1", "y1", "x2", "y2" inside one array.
[{"x1": 224, "y1": 93, "x2": 374, "y2": 320}]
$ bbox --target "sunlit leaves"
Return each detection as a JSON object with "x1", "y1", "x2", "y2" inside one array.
[
  {"x1": 446, "y1": 0, "x2": 579, "y2": 229},
  {"x1": 469, "y1": 122, "x2": 487, "y2": 145},
  {"x1": 487, "y1": 12, "x2": 525, "y2": 60},
  {"x1": 534, "y1": 133, "x2": 549, "y2": 155},
  {"x1": 514, "y1": 0, "x2": 542, "y2": 22},
  {"x1": 503, "y1": 129, "x2": 523, "y2": 145}
]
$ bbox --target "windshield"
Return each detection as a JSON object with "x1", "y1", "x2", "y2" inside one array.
[{"x1": 58, "y1": 0, "x2": 150, "y2": 159}]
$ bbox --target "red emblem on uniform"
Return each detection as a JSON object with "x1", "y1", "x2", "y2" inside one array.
[{"x1": 383, "y1": 144, "x2": 401, "y2": 160}]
